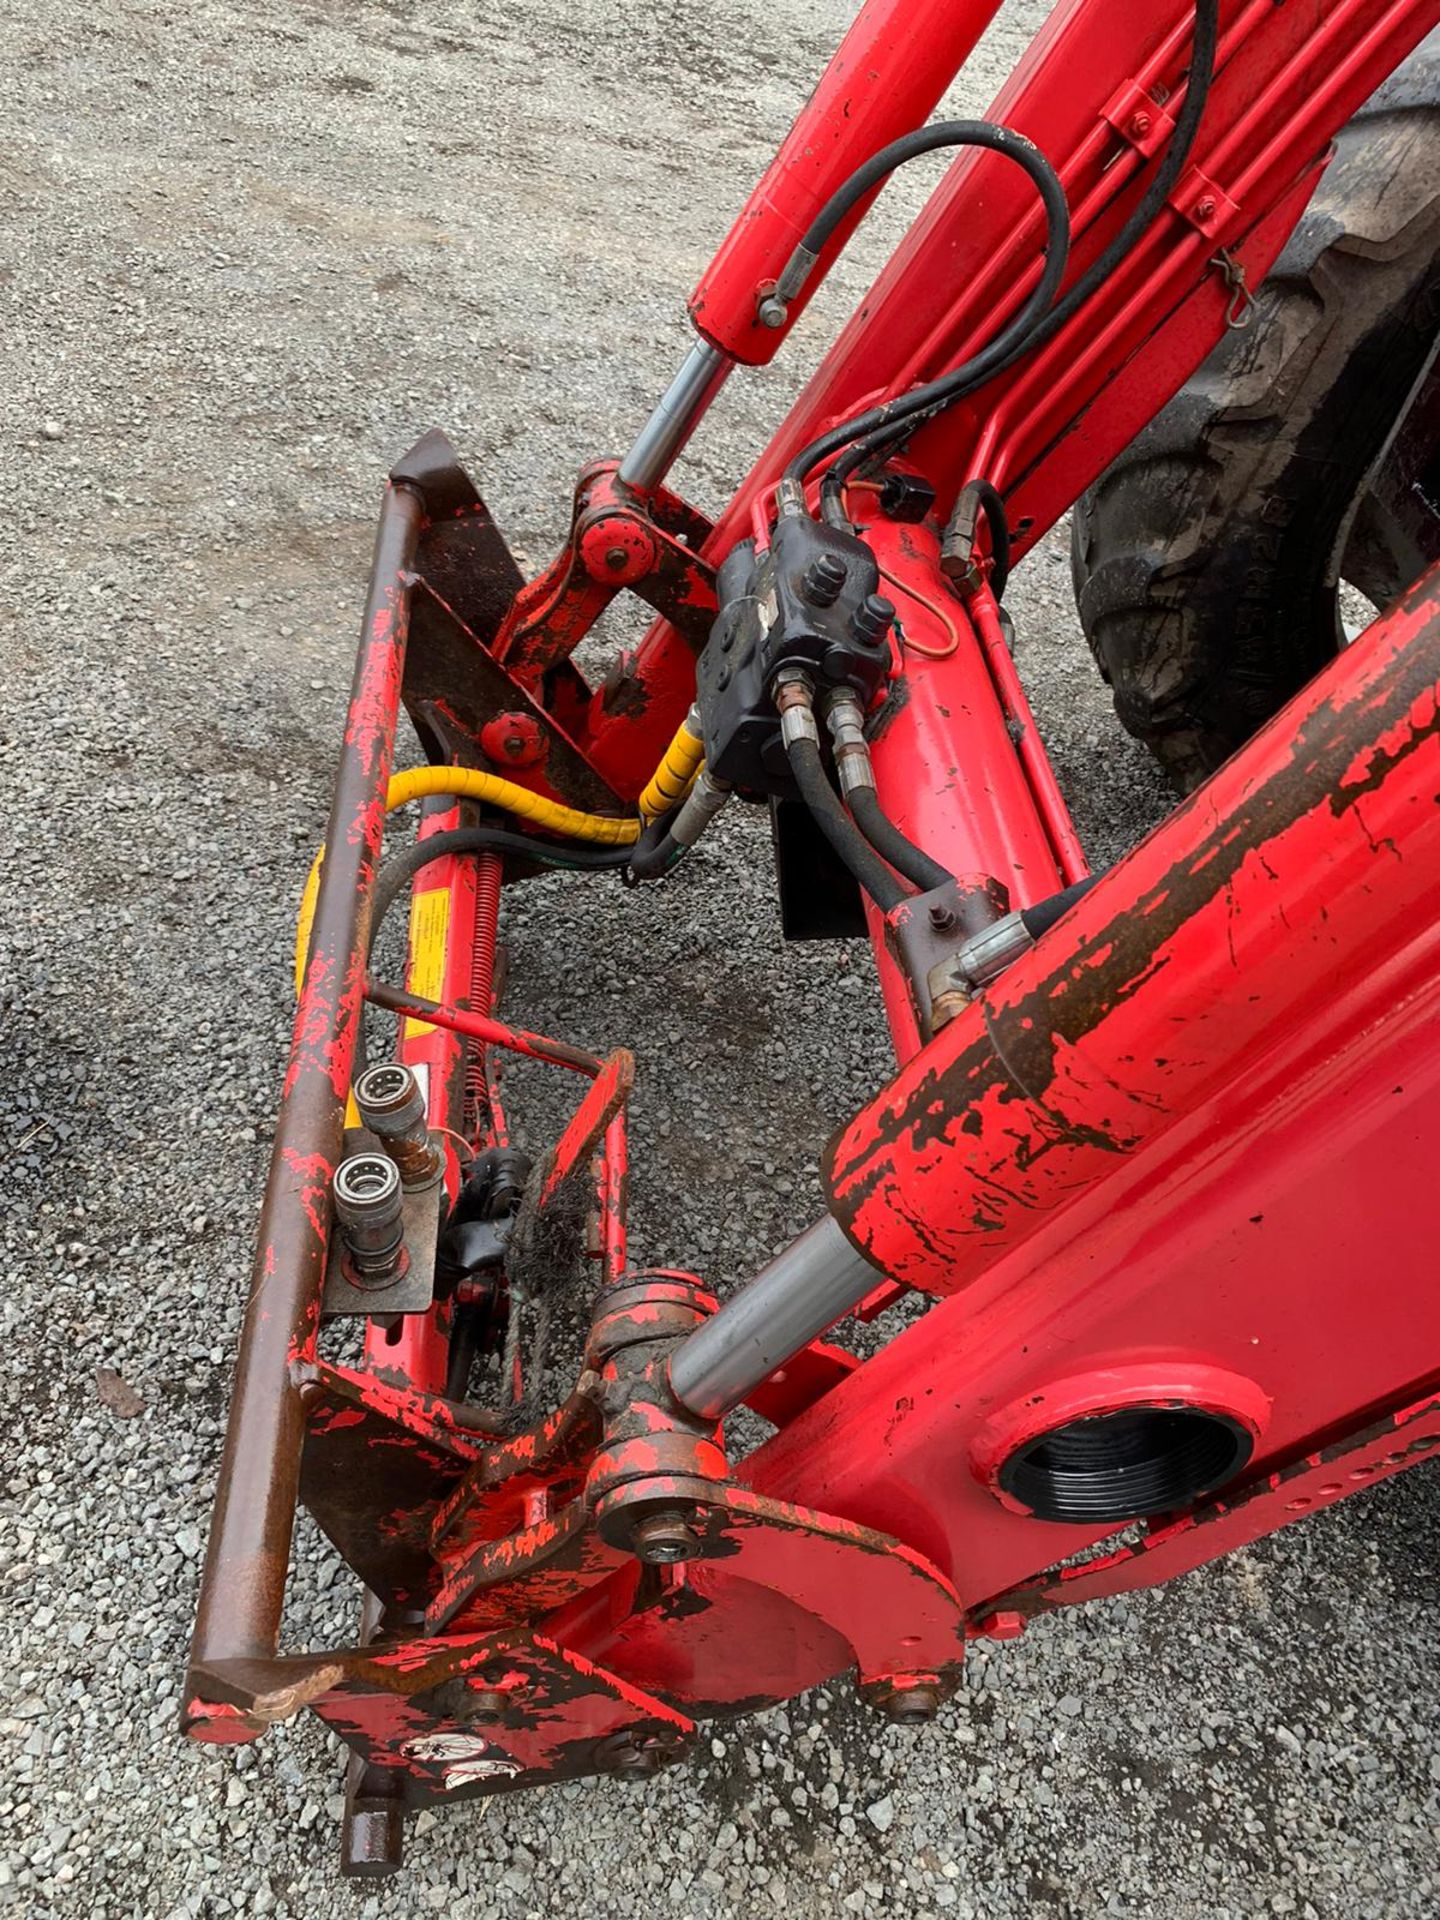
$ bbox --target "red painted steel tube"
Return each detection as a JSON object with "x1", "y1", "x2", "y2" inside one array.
[
  {"x1": 970, "y1": 587, "x2": 1088, "y2": 887},
  {"x1": 364, "y1": 977, "x2": 601, "y2": 1077},
  {"x1": 596, "y1": 0, "x2": 1436, "y2": 790},
  {"x1": 859, "y1": 517, "x2": 1071, "y2": 1057},
  {"x1": 185, "y1": 481, "x2": 422, "y2": 1731},
  {"x1": 826, "y1": 562, "x2": 1440, "y2": 1297},
  {"x1": 688, "y1": 0, "x2": 1004, "y2": 365}
]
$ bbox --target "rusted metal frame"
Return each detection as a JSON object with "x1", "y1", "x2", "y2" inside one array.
[
  {"x1": 417, "y1": 1274, "x2": 724, "y2": 1637},
  {"x1": 597, "y1": 1110, "x2": 628, "y2": 1287},
  {"x1": 188, "y1": 1630, "x2": 697, "y2": 1804},
  {"x1": 403, "y1": 579, "x2": 624, "y2": 816},
  {"x1": 974, "y1": 1388, "x2": 1440, "y2": 1626},
  {"x1": 313, "y1": 1633, "x2": 696, "y2": 1806},
  {"x1": 294, "y1": 1363, "x2": 488, "y2": 1613},
  {"x1": 184, "y1": 480, "x2": 424, "y2": 1739},
  {"x1": 390, "y1": 429, "x2": 625, "y2": 814},
  {"x1": 428, "y1": 1501, "x2": 632, "y2": 1636},
  {"x1": 536, "y1": 1052, "x2": 634, "y2": 1210},
  {"x1": 427, "y1": 1389, "x2": 607, "y2": 1553}
]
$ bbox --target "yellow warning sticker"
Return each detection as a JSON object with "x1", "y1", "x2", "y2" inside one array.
[{"x1": 403, "y1": 887, "x2": 451, "y2": 1038}]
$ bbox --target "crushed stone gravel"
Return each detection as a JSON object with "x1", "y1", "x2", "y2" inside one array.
[{"x1": 4, "y1": 0, "x2": 1439, "y2": 1914}]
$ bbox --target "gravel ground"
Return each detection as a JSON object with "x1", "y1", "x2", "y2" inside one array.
[{"x1": 4, "y1": 1, "x2": 1440, "y2": 1914}]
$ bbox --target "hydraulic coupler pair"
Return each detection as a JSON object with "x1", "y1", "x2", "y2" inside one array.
[{"x1": 329, "y1": 1065, "x2": 443, "y2": 1313}]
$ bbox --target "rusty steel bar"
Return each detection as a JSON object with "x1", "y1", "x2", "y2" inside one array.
[{"x1": 184, "y1": 481, "x2": 424, "y2": 1738}]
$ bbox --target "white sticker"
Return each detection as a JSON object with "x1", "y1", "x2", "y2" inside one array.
[
  {"x1": 403, "y1": 1730, "x2": 522, "y2": 1790},
  {"x1": 443, "y1": 1757, "x2": 522, "y2": 1789},
  {"x1": 404, "y1": 1731, "x2": 491, "y2": 1763}
]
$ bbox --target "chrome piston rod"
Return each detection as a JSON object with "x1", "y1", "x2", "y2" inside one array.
[
  {"x1": 618, "y1": 338, "x2": 732, "y2": 491},
  {"x1": 667, "y1": 1214, "x2": 881, "y2": 1420}
]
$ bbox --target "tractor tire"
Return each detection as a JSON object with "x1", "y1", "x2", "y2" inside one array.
[{"x1": 1070, "y1": 36, "x2": 1440, "y2": 794}]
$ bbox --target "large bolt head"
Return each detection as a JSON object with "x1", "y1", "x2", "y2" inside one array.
[
  {"x1": 803, "y1": 551, "x2": 848, "y2": 608},
  {"x1": 630, "y1": 1508, "x2": 701, "y2": 1565}
]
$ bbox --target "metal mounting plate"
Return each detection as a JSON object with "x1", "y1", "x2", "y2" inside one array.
[{"x1": 322, "y1": 1127, "x2": 443, "y2": 1317}]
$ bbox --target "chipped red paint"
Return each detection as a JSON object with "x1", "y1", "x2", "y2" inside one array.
[
  {"x1": 364, "y1": 977, "x2": 601, "y2": 1077},
  {"x1": 429, "y1": 1504, "x2": 632, "y2": 1635},
  {"x1": 187, "y1": 479, "x2": 424, "y2": 1707},
  {"x1": 538, "y1": 1051, "x2": 634, "y2": 1209},
  {"x1": 576, "y1": 1478, "x2": 967, "y2": 1713},
  {"x1": 188, "y1": 3, "x2": 1440, "y2": 1855},
  {"x1": 479, "y1": 462, "x2": 717, "y2": 789},
  {"x1": 598, "y1": 1110, "x2": 629, "y2": 1286},
  {"x1": 827, "y1": 565, "x2": 1440, "y2": 1295}
]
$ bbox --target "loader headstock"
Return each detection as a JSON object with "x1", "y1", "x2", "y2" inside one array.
[{"x1": 185, "y1": 0, "x2": 1440, "y2": 1873}]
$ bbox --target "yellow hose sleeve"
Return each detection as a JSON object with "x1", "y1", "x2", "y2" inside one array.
[
  {"x1": 638, "y1": 711, "x2": 705, "y2": 821},
  {"x1": 293, "y1": 767, "x2": 640, "y2": 996}
]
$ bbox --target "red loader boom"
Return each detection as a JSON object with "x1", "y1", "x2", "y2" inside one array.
[{"x1": 183, "y1": 0, "x2": 1440, "y2": 1872}]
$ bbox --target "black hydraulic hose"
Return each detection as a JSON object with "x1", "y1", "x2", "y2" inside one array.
[
  {"x1": 369, "y1": 827, "x2": 630, "y2": 947},
  {"x1": 933, "y1": 476, "x2": 1011, "y2": 597},
  {"x1": 356, "y1": 825, "x2": 631, "y2": 1074},
  {"x1": 625, "y1": 814, "x2": 687, "y2": 883},
  {"x1": 846, "y1": 786, "x2": 952, "y2": 893},
  {"x1": 1019, "y1": 873, "x2": 1101, "y2": 940},
  {"x1": 782, "y1": 120, "x2": 1071, "y2": 489},
  {"x1": 793, "y1": 121, "x2": 1066, "y2": 268},
  {"x1": 785, "y1": 733, "x2": 909, "y2": 913},
  {"x1": 794, "y1": 0, "x2": 1220, "y2": 488}
]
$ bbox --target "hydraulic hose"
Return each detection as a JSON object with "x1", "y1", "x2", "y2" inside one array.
[
  {"x1": 781, "y1": 119, "x2": 1073, "y2": 489},
  {"x1": 785, "y1": 730, "x2": 908, "y2": 913},
  {"x1": 294, "y1": 767, "x2": 639, "y2": 996},
  {"x1": 939, "y1": 478, "x2": 1011, "y2": 599},
  {"x1": 845, "y1": 786, "x2": 951, "y2": 893},
  {"x1": 808, "y1": 0, "x2": 1220, "y2": 487},
  {"x1": 638, "y1": 708, "x2": 705, "y2": 821},
  {"x1": 350, "y1": 825, "x2": 630, "y2": 1075}
]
